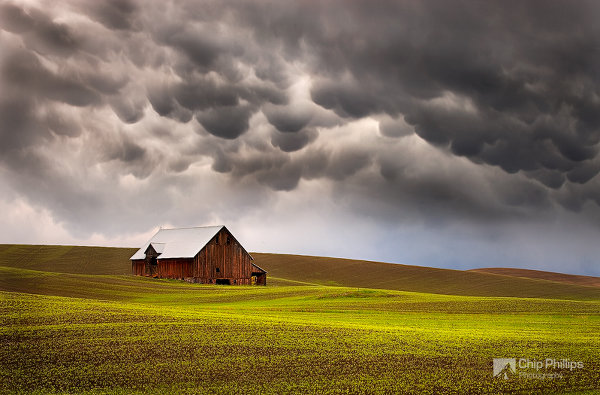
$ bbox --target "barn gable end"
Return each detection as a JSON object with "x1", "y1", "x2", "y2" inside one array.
[{"x1": 130, "y1": 226, "x2": 266, "y2": 285}]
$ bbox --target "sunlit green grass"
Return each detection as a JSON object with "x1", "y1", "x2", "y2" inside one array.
[{"x1": 1, "y1": 279, "x2": 599, "y2": 394}]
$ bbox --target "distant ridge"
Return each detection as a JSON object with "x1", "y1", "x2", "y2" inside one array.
[
  {"x1": 0, "y1": 244, "x2": 135, "y2": 275},
  {"x1": 0, "y1": 244, "x2": 598, "y2": 300},
  {"x1": 469, "y1": 267, "x2": 600, "y2": 288},
  {"x1": 251, "y1": 253, "x2": 600, "y2": 300}
]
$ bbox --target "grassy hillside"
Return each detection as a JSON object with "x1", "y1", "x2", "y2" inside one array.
[
  {"x1": 2, "y1": 277, "x2": 599, "y2": 394},
  {"x1": 1, "y1": 244, "x2": 599, "y2": 300},
  {"x1": 252, "y1": 253, "x2": 600, "y2": 300},
  {"x1": 1, "y1": 244, "x2": 599, "y2": 393},
  {"x1": 470, "y1": 267, "x2": 600, "y2": 288},
  {"x1": 0, "y1": 244, "x2": 135, "y2": 275}
]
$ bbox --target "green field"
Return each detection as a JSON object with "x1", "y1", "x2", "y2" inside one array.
[{"x1": 1, "y1": 245, "x2": 599, "y2": 394}]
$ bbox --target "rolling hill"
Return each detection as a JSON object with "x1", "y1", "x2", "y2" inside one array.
[
  {"x1": 0, "y1": 244, "x2": 598, "y2": 300},
  {"x1": 469, "y1": 267, "x2": 600, "y2": 288},
  {"x1": 0, "y1": 244, "x2": 136, "y2": 275},
  {"x1": 252, "y1": 253, "x2": 600, "y2": 300}
]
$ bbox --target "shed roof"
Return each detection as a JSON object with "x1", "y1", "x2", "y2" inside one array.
[
  {"x1": 131, "y1": 226, "x2": 225, "y2": 260},
  {"x1": 146, "y1": 242, "x2": 165, "y2": 254}
]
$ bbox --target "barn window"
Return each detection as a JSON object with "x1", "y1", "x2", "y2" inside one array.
[
  {"x1": 216, "y1": 267, "x2": 220, "y2": 273},
  {"x1": 226, "y1": 236, "x2": 231, "y2": 245}
]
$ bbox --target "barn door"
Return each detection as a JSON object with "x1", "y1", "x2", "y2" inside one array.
[{"x1": 148, "y1": 256, "x2": 158, "y2": 277}]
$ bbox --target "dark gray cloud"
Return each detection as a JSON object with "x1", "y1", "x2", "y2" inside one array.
[
  {"x1": 1, "y1": 0, "x2": 600, "y2": 274},
  {"x1": 109, "y1": 93, "x2": 147, "y2": 124},
  {"x1": 172, "y1": 78, "x2": 239, "y2": 112},
  {"x1": 196, "y1": 104, "x2": 255, "y2": 139},
  {"x1": 285, "y1": 0, "x2": 600, "y2": 191},
  {"x1": 2, "y1": 47, "x2": 101, "y2": 107},
  {"x1": 0, "y1": 2, "x2": 80, "y2": 55},
  {"x1": 0, "y1": 3, "x2": 34, "y2": 33},
  {"x1": 77, "y1": 0, "x2": 140, "y2": 32},
  {"x1": 263, "y1": 103, "x2": 314, "y2": 133},
  {"x1": 271, "y1": 128, "x2": 317, "y2": 153},
  {"x1": 0, "y1": 93, "x2": 42, "y2": 155}
]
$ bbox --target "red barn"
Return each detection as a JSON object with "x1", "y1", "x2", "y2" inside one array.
[{"x1": 130, "y1": 226, "x2": 266, "y2": 285}]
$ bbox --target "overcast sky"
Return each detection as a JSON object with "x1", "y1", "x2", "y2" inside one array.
[{"x1": 1, "y1": 0, "x2": 600, "y2": 275}]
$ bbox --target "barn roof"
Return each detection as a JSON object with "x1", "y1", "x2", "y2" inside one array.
[
  {"x1": 145, "y1": 242, "x2": 165, "y2": 254},
  {"x1": 131, "y1": 226, "x2": 226, "y2": 260}
]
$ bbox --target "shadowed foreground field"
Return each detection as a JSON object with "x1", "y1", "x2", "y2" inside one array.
[{"x1": 1, "y1": 245, "x2": 599, "y2": 394}]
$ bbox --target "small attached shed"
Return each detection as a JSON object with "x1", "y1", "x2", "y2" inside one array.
[{"x1": 130, "y1": 226, "x2": 266, "y2": 285}]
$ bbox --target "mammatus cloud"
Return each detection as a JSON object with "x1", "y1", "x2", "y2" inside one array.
[{"x1": 1, "y1": 0, "x2": 599, "y2": 274}]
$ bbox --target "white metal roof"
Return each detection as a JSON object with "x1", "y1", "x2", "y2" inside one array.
[{"x1": 130, "y1": 226, "x2": 224, "y2": 260}]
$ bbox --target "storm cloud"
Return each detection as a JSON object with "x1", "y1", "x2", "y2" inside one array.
[{"x1": 1, "y1": 0, "x2": 600, "y2": 275}]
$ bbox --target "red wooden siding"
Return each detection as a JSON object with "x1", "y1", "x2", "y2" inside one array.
[
  {"x1": 132, "y1": 260, "x2": 145, "y2": 276},
  {"x1": 158, "y1": 258, "x2": 193, "y2": 279}
]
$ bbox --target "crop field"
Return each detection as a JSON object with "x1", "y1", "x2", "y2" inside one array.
[
  {"x1": 1, "y1": 245, "x2": 599, "y2": 394},
  {"x1": 470, "y1": 267, "x2": 600, "y2": 288}
]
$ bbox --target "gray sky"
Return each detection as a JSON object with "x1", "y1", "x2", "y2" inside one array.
[{"x1": 1, "y1": 0, "x2": 600, "y2": 275}]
